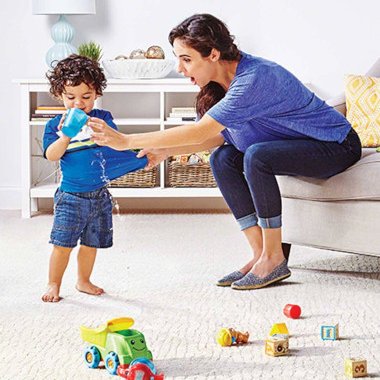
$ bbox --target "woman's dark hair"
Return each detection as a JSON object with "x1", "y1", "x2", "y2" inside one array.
[
  {"x1": 46, "y1": 54, "x2": 107, "y2": 99},
  {"x1": 169, "y1": 14, "x2": 240, "y2": 117}
]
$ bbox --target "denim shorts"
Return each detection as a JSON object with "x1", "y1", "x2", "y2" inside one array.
[{"x1": 50, "y1": 187, "x2": 113, "y2": 248}]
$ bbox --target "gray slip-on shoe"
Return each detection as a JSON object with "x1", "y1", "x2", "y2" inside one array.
[
  {"x1": 216, "y1": 270, "x2": 245, "y2": 287},
  {"x1": 231, "y1": 260, "x2": 291, "y2": 290}
]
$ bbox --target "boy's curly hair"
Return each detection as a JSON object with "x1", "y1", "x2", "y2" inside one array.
[{"x1": 46, "y1": 54, "x2": 107, "y2": 99}]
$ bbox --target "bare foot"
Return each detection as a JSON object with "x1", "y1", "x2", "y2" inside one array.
[
  {"x1": 42, "y1": 283, "x2": 62, "y2": 303},
  {"x1": 249, "y1": 253, "x2": 285, "y2": 278},
  {"x1": 76, "y1": 281, "x2": 104, "y2": 296}
]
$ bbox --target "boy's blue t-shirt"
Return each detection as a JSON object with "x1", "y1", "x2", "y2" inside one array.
[
  {"x1": 43, "y1": 109, "x2": 147, "y2": 192},
  {"x1": 208, "y1": 52, "x2": 351, "y2": 152}
]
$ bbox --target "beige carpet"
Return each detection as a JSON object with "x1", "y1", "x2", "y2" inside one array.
[{"x1": 0, "y1": 210, "x2": 379, "y2": 380}]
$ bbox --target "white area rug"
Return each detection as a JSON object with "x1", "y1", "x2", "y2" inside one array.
[{"x1": 0, "y1": 210, "x2": 379, "y2": 380}]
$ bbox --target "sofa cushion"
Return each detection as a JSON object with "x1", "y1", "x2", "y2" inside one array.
[
  {"x1": 345, "y1": 74, "x2": 380, "y2": 147},
  {"x1": 278, "y1": 148, "x2": 380, "y2": 201}
]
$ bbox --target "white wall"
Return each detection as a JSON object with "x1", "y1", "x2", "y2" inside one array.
[{"x1": 1, "y1": 0, "x2": 379, "y2": 209}]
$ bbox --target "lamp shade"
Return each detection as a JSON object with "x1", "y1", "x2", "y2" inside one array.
[{"x1": 32, "y1": 0, "x2": 96, "y2": 15}]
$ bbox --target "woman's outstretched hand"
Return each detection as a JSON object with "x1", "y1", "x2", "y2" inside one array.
[
  {"x1": 89, "y1": 117, "x2": 129, "y2": 151},
  {"x1": 137, "y1": 148, "x2": 169, "y2": 170}
]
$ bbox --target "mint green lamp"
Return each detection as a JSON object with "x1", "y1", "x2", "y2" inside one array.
[{"x1": 32, "y1": 0, "x2": 96, "y2": 67}]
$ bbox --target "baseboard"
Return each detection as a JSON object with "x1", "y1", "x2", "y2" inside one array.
[
  {"x1": 0, "y1": 187, "x2": 21, "y2": 209},
  {"x1": 38, "y1": 197, "x2": 229, "y2": 212}
]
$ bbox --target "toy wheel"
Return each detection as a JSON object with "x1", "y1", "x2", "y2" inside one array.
[
  {"x1": 83, "y1": 346, "x2": 101, "y2": 368},
  {"x1": 105, "y1": 351, "x2": 120, "y2": 375}
]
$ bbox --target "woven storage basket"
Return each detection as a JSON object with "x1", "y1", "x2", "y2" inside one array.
[
  {"x1": 110, "y1": 167, "x2": 158, "y2": 188},
  {"x1": 167, "y1": 160, "x2": 216, "y2": 188}
]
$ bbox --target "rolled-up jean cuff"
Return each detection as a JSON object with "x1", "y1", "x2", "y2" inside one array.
[
  {"x1": 258, "y1": 215, "x2": 282, "y2": 229},
  {"x1": 237, "y1": 213, "x2": 258, "y2": 231}
]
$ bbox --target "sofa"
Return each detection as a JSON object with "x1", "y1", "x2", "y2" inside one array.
[{"x1": 280, "y1": 59, "x2": 380, "y2": 258}]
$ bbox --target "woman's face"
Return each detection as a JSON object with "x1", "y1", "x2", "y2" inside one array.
[{"x1": 173, "y1": 38, "x2": 217, "y2": 88}]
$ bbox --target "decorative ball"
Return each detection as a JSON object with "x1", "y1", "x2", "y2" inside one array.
[
  {"x1": 145, "y1": 45, "x2": 165, "y2": 59},
  {"x1": 114, "y1": 55, "x2": 128, "y2": 60},
  {"x1": 129, "y1": 49, "x2": 146, "y2": 59}
]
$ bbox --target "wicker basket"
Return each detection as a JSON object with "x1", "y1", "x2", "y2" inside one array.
[
  {"x1": 110, "y1": 167, "x2": 158, "y2": 188},
  {"x1": 167, "y1": 160, "x2": 216, "y2": 188}
]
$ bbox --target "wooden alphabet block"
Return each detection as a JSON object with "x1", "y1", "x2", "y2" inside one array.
[
  {"x1": 265, "y1": 336, "x2": 289, "y2": 357},
  {"x1": 344, "y1": 358, "x2": 367, "y2": 378},
  {"x1": 320, "y1": 323, "x2": 339, "y2": 340}
]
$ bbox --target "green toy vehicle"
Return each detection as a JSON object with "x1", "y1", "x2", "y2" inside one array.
[{"x1": 80, "y1": 317, "x2": 153, "y2": 375}]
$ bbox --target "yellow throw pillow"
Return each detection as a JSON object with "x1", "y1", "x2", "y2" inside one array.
[{"x1": 345, "y1": 74, "x2": 380, "y2": 147}]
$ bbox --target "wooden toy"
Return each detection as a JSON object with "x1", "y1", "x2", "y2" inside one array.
[
  {"x1": 216, "y1": 327, "x2": 249, "y2": 346},
  {"x1": 344, "y1": 358, "x2": 367, "y2": 378},
  {"x1": 283, "y1": 304, "x2": 302, "y2": 319},
  {"x1": 269, "y1": 323, "x2": 289, "y2": 337},
  {"x1": 320, "y1": 323, "x2": 339, "y2": 340},
  {"x1": 265, "y1": 336, "x2": 289, "y2": 357}
]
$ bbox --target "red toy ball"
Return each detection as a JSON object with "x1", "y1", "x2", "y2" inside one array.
[{"x1": 283, "y1": 304, "x2": 301, "y2": 319}]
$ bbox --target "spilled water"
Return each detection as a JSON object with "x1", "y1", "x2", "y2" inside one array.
[
  {"x1": 92, "y1": 150, "x2": 126, "y2": 221},
  {"x1": 93, "y1": 150, "x2": 110, "y2": 185}
]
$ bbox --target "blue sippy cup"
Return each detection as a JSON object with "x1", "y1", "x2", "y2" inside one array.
[{"x1": 61, "y1": 108, "x2": 89, "y2": 138}]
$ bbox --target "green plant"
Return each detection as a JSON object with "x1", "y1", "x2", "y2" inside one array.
[{"x1": 78, "y1": 41, "x2": 103, "y2": 61}]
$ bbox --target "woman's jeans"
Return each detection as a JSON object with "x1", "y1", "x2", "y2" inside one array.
[{"x1": 210, "y1": 129, "x2": 362, "y2": 230}]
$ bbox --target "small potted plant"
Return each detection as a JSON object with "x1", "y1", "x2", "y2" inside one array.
[{"x1": 78, "y1": 41, "x2": 103, "y2": 62}]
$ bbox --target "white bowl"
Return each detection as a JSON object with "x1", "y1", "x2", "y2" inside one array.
[{"x1": 102, "y1": 59, "x2": 175, "y2": 79}]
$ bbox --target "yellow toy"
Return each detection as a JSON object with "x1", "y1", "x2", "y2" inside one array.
[
  {"x1": 265, "y1": 336, "x2": 289, "y2": 357},
  {"x1": 216, "y1": 328, "x2": 249, "y2": 347},
  {"x1": 344, "y1": 358, "x2": 367, "y2": 378},
  {"x1": 269, "y1": 323, "x2": 289, "y2": 337}
]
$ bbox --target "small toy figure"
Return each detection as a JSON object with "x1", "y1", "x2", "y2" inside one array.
[
  {"x1": 188, "y1": 154, "x2": 201, "y2": 165},
  {"x1": 344, "y1": 358, "x2": 368, "y2": 378},
  {"x1": 265, "y1": 336, "x2": 289, "y2": 357},
  {"x1": 283, "y1": 304, "x2": 302, "y2": 319},
  {"x1": 269, "y1": 323, "x2": 289, "y2": 337},
  {"x1": 320, "y1": 323, "x2": 339, "y2": 340},
  {"x1": 179, "y1": 155, "x2": 189, "y2": 164},
  {"x1": 216, "y1": 327, "x2": 249, "y2": 347}
]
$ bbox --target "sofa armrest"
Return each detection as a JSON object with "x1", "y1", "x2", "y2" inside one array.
[
  {"x1": 326, "y1": 93, "x2": 346, "y2": 115},
  {"x1": 365, "y1": 58, "x2": 380, "y2": 77}
]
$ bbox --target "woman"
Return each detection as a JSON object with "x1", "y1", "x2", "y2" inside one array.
[{"x1": 90, "y1": 14, "x2": 361, "y2": 290}]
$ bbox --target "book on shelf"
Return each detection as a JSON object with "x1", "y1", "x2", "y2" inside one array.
[
  {"x1": 31, "y1": 113, "x2": 61, "y2": 119},
  {"x1": 171, "y1": 107, "x2": 196, "y2": 113},
  {"x1": 169, "y1": 112, "x2": 197, "y2": 118},
  {"x1": 166, "y1": 116, "x2": 196, "y2": 122},
  {"x1": 36, "y1": 105, "x2": 66, "y2": 111},
  {"x1": 34, "y1": 109, "x2": 65, "y2": 115}
]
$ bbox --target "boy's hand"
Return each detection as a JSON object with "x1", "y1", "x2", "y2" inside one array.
[
  {"x1": 137, "y1": 148, "x2": 168, "y2": 170},
  {"x1": 57, "y1": 112, "x2": 66, "y2": 131}
]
